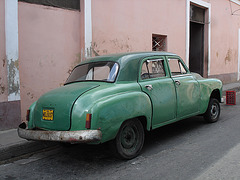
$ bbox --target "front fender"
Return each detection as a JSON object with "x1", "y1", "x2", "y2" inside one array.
[
  {"x1": 90, "y1": 91, "x2": 152, "y2": 143},
  {"x1": 198, "y1": 79, "x2": 222, "y2": 113}
]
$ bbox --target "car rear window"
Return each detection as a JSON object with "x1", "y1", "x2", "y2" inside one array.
[{"x1": 65, "y1": 62, "x2": 119, "y2": 84}]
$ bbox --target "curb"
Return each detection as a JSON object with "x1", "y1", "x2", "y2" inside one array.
[{"x1": 0, "y1": 140, "x2": 58, "y2": 163}]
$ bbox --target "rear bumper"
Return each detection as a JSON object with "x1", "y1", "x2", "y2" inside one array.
[{"x1": 18, "y1": 123, "x2": 102, "y2": 143}]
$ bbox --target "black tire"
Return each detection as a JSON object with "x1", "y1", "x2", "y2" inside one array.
[
  {"x1": 204, "y1": 98, "x2": 220, "y2": 123},
  {"x1": 110, "y1": 119, "x2": 145, "y2": 160}
]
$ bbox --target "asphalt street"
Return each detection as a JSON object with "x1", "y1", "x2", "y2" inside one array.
[{"x1": 0, "y1": 93, "x2": 240, "y2": 180}]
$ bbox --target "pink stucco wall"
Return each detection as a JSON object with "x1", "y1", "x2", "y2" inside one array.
[
  {"x1": 19, "y1": 2, "x2": 83, "y2": 121},
  {"x1": 0, "y1": 0, "x2": 8, "y2": 103},
  {"x1": 210, "y1": 0, "x2": 240, "y2": 76},
  {"x1": 92, "y1": 0, "x2": 240, "y2": 82},
  {"x1": 91, "y1": 0, "x2": 186, "y2": 60}
]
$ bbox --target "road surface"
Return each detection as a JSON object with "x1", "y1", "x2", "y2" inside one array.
[{"x1": 0, "y1": 93, "x2": 240, "y2": 180}]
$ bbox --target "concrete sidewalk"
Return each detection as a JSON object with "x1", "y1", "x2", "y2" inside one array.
[
  {"x1": 0, "y1": 81, "x2": 239, "y2": 163},
  {"x1": 0, "y1": 129, "x2": 57, "y2": 163}
]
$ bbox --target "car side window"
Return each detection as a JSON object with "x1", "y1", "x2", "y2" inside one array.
[
  {"x1": 168, "y1": 58, "x2": 187, "y2": 76},
  {"x1": 141, "y1": 59, "x2": 166, "y2": 80}
]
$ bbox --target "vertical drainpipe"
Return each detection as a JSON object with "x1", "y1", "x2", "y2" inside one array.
[
  {"x1": 5, "y1": 0, "x2": 20, "y2": 101},
  {"x1": 84, "y1": 0, "x2": 92, "y2": 58}
]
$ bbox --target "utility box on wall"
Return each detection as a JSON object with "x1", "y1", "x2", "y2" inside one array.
[{"x1": 226, "y1": 91, "x2": 236, "y2": 105}]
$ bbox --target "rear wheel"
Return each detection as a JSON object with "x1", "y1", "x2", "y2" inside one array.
[
  {"x1": 110, "y1": 119, "x2": 145, "y2": 160},
  {"x1": 204, "y1": 98, "x2": 220, "y2": 123}
]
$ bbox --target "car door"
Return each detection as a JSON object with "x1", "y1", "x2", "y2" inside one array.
[
  {"x1": 138, "y1": 56, "x2": 177, "y2": 129},
  {"x1": 167, "y1": 56, "x2": 200, "y2": 119}
]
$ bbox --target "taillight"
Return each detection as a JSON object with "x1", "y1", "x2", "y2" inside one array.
[
  {"x1": 85, "y1": 113, "x2": 92, "y2": 129},
  {"x1": 26, "y1": 110, "x2": 30, "y2": 121}
]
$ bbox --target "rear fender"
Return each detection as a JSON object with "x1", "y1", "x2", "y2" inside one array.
[
  {"x1": 90, "y1": 91, "x2": 152, "y2": 143},
  {"x1": 27, "y1": 101, "x2": 37, "y2": 129}
]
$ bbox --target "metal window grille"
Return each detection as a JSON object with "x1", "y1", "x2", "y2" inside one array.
[{"x1": 152, "y1": 34, "x2": 167, "y2": 51}]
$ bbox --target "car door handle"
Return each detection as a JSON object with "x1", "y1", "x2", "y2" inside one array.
[
  {"x1": 175, "y1": 80, "x2": 181, "y2": 85},
  {"x1": 145, "y1": 85, "x2": 153, "y2": 91}
]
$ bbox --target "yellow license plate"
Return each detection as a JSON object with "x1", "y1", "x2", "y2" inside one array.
[{"x1": 42, "y1": 109, "x2": 54, "y2": 121}]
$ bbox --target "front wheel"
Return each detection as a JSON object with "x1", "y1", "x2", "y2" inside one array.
[
  {"x1": 110, "y1": 119, "x2": 145, "y2": 160},
  {"x1": 204, "y1": 98, "x2": 220, "y2": 123}
]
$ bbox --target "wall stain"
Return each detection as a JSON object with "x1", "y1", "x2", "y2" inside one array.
[
  {"x1": 67, "y1": 52, "x2": 83, "y2": 75},
  {"x1": 93, "y1": 37, "x2": 132, "y2": 56},
  {"x1": 92, "y1": 42, "x2": 100, "y2": 56},
  {"x1": 27, "y1": 92, "x2": 34, "y2": 99},
  {"x1": 0, "y1": 84, "x2": 5, "y2": 94},
  {"x1": 2, "y1": 58, "x2": 6, "y2": 67},
  {"x1": 225, "y1": 49, "x2": 232, "y2": 64}
]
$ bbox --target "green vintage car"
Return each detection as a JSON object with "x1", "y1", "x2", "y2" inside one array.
[{"x1": 18, "y1": 52, "x2": 222, "y2": 159}]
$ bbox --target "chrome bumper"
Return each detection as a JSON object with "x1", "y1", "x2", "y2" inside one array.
[{"x1": 18, "y1": 123, "x2": 102, "y2": 143}]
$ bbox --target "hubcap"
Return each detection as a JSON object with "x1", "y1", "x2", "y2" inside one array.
[
  {"x1": 121, "y1": 125, "x2": 138, "y2": 149},
  {"x1": 211, "y1": 103, "x2": 219, "y2": 119}
]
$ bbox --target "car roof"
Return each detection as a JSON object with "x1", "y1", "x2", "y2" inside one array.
[
  {"x1": 78, "y1": 52, "x2": 179, "y2": 82},
  {"x1": 82, "y1": 51, "x2": 177, "y2": 64}
]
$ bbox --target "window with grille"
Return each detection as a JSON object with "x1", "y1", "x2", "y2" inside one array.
[
  {"x1": 18, "y1": 0, "x2": 80, "y2": 11},
  {"x1": 152, "y1": 34, "x2": 167, "y2": 51}
]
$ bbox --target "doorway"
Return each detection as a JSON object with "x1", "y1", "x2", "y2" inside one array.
[{"x1": 189, "y1": 5, "x2": 206, "y2": 77}]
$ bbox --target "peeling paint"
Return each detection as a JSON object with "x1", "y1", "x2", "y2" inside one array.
[
  {"x1": 8, "y1": 59, "x2": 20, "y2": 96},
  {"x1": 14, "y1": 59, "x2": 19, "y2": 70}
]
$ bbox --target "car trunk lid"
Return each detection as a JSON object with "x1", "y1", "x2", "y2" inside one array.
[{"x1": 33, "y1": 83, "x2": 99, "y2": 130}]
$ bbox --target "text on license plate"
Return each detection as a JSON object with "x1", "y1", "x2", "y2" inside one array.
[{"x1": 42, "y1": 109, "x2": 54, "y2": 121}]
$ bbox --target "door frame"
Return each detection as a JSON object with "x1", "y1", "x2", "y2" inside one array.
[{"x1": 186, "y1": 0, "x2": 211, "y2": 76}]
